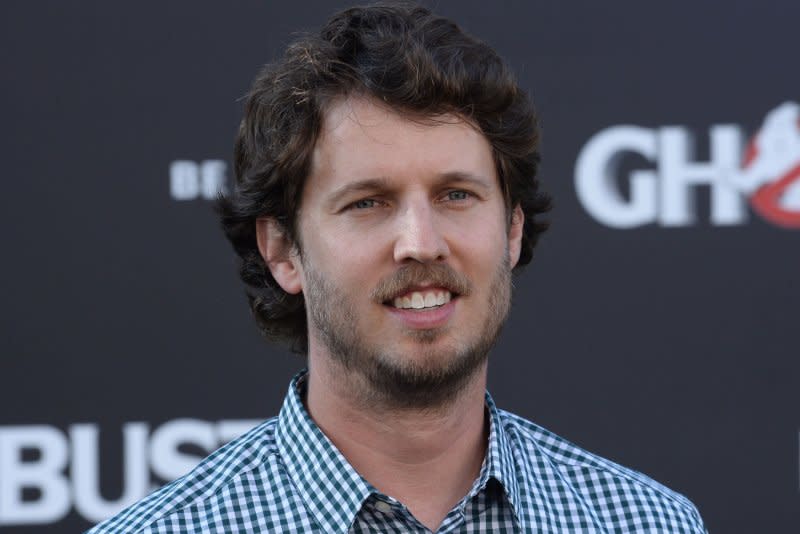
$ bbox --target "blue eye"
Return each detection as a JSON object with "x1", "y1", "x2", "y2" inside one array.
[
  {"x1": 353, "y1": 199, "x2": 377, "y2": 209},
  {"x1": 447, "y1": 190, "x2": 470, "y2": 201}
]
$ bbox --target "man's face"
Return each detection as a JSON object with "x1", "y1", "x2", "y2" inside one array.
[{"x1": 292, "y1": 96, "x2": 523, "y2": 407}]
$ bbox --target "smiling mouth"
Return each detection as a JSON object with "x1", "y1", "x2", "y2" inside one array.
[{"x1": 387, "y1": 290, "x2": 454, "y2": 310}]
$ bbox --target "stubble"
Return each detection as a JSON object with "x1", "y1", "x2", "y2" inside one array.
[{"x1": 303, "y1": 255, "x2": 513, "y2": 411}]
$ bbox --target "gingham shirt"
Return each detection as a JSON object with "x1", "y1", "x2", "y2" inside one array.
[{"x1": 88, "y1": 372, "x2": 707, "y2": 533}]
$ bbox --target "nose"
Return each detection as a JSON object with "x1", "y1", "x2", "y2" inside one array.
[{"x1": 392, "y1": 200, "x2": 450, "y2": 264}]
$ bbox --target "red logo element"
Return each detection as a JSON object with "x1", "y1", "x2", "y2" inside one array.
[
  {"x1": 749, "y1": 164, "x2": 800, "y2": 228},
  {"x1": 739, "y1": 103, "x2": 800, "y2": 229}
]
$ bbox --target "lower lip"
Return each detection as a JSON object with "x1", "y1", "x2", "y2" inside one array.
[{"x1": 384, "y1": 299, "x2": 457, "y2": 329}]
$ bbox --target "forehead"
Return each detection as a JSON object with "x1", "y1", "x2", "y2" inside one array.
[{"x1": 307, "y1": 96, "x2": 497, "y2": 192}]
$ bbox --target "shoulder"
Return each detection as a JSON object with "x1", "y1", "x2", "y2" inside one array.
[
  {"x1": 498, "y1": 409, "x2": 706, "y2": 533},
  {"x1": 86, "y1": 417, "x2": 286, "y2": 534}
]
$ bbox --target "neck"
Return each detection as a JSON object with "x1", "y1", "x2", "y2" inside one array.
[{"x1": 305, "y1": 350, "x2": 489, "y2": 531}]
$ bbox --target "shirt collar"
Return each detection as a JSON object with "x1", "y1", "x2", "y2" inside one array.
[
  {"x1": 275, "y1": 370, "x2": 523, "y2": 532},
  {"x1": 483, "y1": 391, "x2": 523, "y2": 524},
  {"x1": 275, "y1": 371, "x2": 373, "y2": 534}
]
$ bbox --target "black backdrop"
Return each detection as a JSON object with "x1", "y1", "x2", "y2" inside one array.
[{"x1": 2, "y1": 1, "x2": 798, "y2": 533}]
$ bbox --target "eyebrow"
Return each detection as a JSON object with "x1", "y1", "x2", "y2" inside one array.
[
  {"x1": 436, "y1": 171, "x2": 493, "y2": 192},
  {"x1": 326, "y1": 178, "x2": 393, "y2": 209},
  {"x1": 325, "y1": 171, "x2": 493, "y2": 208}
]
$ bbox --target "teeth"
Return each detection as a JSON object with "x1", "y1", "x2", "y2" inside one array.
[{"x1": 392, "y1": 290, "x2": 452, "y2": 310}]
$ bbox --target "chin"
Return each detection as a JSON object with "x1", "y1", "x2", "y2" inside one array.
[{"x1": 360, "y1": 345, "x2": 487, "y2": 409}]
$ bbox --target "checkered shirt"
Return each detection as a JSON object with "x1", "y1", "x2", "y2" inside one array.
[{"x1": 88, "y1": 371, "x2": 707, "y2": 533}]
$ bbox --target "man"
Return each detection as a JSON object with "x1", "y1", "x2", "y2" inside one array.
[{"x1": 90, "y1": 2, "x2": 706, "y2": 532}]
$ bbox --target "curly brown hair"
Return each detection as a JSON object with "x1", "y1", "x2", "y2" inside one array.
[{"x1": 218, "y1": 1, "x2": 551, "y2": 353}]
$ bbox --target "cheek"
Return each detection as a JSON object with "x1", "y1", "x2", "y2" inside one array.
[
  {"x1": 448, "y1": 214, "x2": 507, "y2": 266},
  {"x1": 315, "y1": 215, "x2": 394, "y2": 264},
  {"x1": 308, "y1": 236, "x2": 381, "y2": 291}
]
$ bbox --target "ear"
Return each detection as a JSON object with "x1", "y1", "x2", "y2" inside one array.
[
  {"x1": 508, "y1": 205, "x2": 524, "y2": 269},
  {"x1": 255, "y1": 218, "x2": 303, "y2": 295}
]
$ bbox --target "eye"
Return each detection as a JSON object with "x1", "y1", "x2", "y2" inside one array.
[
  {"x1": 345, "y1": 198, "x2": 384, "y2": 211},
  {"x1": 353, "y1": 199, "x2": 377, "y2": 209},
  {"x1": 444, "y1": 190, "x2": 472, "y2": 201}
]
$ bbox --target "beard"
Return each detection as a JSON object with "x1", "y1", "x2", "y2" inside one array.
[{"x1": 303, "y1": 254, "x2": 512, "y2": 410}]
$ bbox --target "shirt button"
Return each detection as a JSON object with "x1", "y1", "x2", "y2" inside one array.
[{"x1": 374, "y1": 501, "x2": 393, "y2": 515}]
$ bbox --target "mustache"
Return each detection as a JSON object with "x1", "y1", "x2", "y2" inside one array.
[{"x1": 370, "y1": 263, "x2": 472, "y2": 302}]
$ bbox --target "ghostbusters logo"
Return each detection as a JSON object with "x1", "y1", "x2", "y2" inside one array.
[{"x1": 575, "y1": 101, "x2": 800, "y2": 229}]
